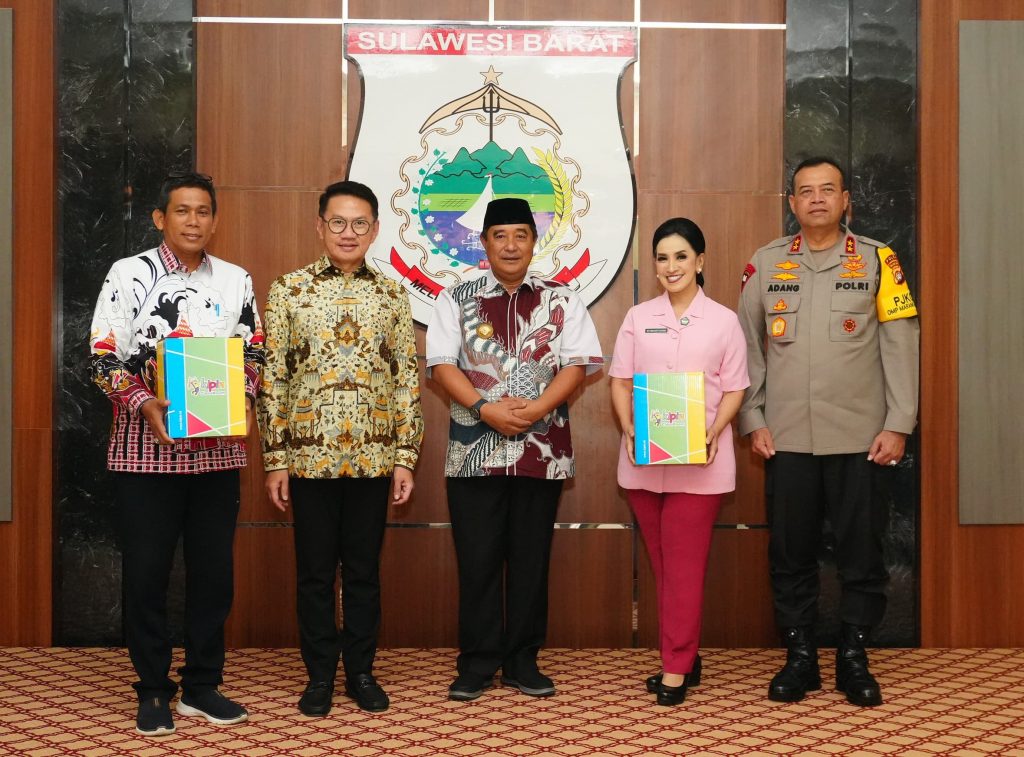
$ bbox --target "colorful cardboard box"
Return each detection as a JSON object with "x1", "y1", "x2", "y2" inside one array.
[
  {"x1": 633, "y1": 372, "x2": 707, "y2": 465},
  {"x1": 156, "y1": 337, "x2": 246, "y2": 439}
]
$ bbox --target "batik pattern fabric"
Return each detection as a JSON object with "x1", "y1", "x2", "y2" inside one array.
[
  {"x1": 89, "y1": 243, "x2": 265, "y2": 474},
  {"x1": 425, "y1": 272, "x2": 603, "y2": 480},
  {"x1": 258, "y1": 256, "x2": 423, "y2": 478}
]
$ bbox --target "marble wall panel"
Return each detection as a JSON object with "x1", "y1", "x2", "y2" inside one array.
[
  {"x1": 784, "y1": 0, "x2": 918, "y2": 647},
  {"x1": 56, "y1": 0, "x2": 195, "y2": 645}
]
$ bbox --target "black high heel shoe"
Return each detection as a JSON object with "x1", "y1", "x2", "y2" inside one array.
[
  {"x1": 656, "y1": 680, "x2": 687, "y2": 706},
  {"x1": 646, "y1": 654, "x2": 702, "y2": 693}
]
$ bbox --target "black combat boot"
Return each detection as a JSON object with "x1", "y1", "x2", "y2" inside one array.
[
  {"x1": 835, "y1": 624, "x2": 883, "y2": 706},
  {"x1": 768, "y1": 626, "x2": 822, "y2": 702}
]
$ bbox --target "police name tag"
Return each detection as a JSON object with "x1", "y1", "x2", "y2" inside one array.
[{"x1": 644, "y1": 327, "x2": 669, "y2": 333}]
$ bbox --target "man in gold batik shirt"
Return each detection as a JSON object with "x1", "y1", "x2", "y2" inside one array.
[{"x1": 258, "y1": 180, "x2": 423, "y2": 718}]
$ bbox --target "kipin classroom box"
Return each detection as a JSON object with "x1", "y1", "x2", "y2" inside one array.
[
  {"x1": 633, "y1": 372, "x2": 707, "y2": 465},
  {"x1": 156, "y1": 337, "x2": 246, "y2": 439}
]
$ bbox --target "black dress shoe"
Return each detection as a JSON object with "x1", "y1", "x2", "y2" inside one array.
[
  {"x1": 656, "y1": 681, "x2": 688, "y2": 706},
  {"x1": 345, "y1": 673, "x2": 389, "y2": 712},
  {"x1": 646, "y1": 654, "x2": 702, "y2": 693},
  {"x1": 448, "y1": 673, "x2": 493, "y2": 701},
  {"x1": 298, "y1": 681, "x2": 333, "y2": 717}
]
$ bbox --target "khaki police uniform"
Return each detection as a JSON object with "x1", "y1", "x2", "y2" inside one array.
[{"x1": 737, "y1": 231, "x2": 919, "y2": 628}]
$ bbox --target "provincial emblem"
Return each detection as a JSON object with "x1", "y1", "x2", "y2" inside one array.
[
  {"x1": 345, "y1": 25, "x2": 637, "y2": 324},
  {"x1": 772, "y1": 272, "x2": 799, "y2": 282},
  {"x1": 772, "y1": 299, "x2": 787, "y2": 311},
  {"x1": 476, "y1": 322, "x2": 494, "y2": 339},
  {"x1": 771, "y1": 316, "x2": 787, "y2": 338}
]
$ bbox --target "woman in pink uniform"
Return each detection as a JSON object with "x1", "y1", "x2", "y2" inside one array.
[{"x1": 609, "y1": 217, "x2": 749, "y2": 706}]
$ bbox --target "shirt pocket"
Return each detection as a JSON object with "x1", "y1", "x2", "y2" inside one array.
[
  {"x1": 829, "y1": 291, "x2": 873, "y2": 341},
  {"x1": 763, "y1": 294, "x2": 800, "y2": 344}
]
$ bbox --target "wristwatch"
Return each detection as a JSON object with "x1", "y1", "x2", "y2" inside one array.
[{"x1": 469, "y1": 398, "x2": 488, "y2": 421}]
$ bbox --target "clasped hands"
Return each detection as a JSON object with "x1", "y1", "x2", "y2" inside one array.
[{"x1": 479, "y1": 396, "x2": 544, "y2": 436}]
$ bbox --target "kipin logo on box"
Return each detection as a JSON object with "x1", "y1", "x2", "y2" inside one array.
[
  {"x1": 633, "y1": 372, "x2": 707, "y2": 465},
  {"x1": 156, "y1": 337, "x2": 246, "y2": 438}
]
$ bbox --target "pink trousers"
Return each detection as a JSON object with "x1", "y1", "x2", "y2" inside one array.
[{"x1": 627, "y1": 489, "x2": 722, "y2": 675}]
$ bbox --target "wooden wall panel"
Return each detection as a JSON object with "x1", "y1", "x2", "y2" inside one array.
[
  {"x1": 226, "y1": 527, "x2": 298, "y2": 647},
  {"x1": 0, "y1": 0, "x2": 54, "y2": 646},
  {"x1": 638, "y1": 29, "x2": 784, "y2": 194},
  {"x1": 196, "y1": 21, "x2": 345, "y2": 188},
  {"x1": 379, "y1": 529, "x2": 459, "y2": 647},
  {"x1": 642, "y1": 0, "x2": 784, "y2": 23},
  {"x1": 547, "y1": 530, "x2": 633, "y2": 647},
  {"x1": 495, "y1": 0, "x2": 633, "y2": 22},
  {"x1": 919, "y1": 0, "x2": 1024, "y2": 646},
  {"x1": 199, "y1": 0, "x2": 342, "y2": 16},
  {"x1": 348, "y1": 0, "x2": 487, "y2": 20}
]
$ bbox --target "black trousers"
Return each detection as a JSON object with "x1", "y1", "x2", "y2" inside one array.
[
  {"x1": 114, "y1": 469, "x2": 241, "y2": 700},
  {"x1": 447, "y1": 476, "x2": 563, "y2": 678},
  {"x1": 766, "y1": 451, "x2": 889, "y2": 629},
  {"x1": 289, "y1": 477, "x2": 390, "y2": 683}
]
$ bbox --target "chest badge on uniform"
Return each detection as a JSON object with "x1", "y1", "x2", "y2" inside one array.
[
  {"x1": 476, "y1": 322, "x2": 494, "y2": 339},
  {"x1": 842, "y1": 259, "x2": 865, "y2": 272},
  {"x1": 772, "y1": 272, "x2": 799, "y2": 282},
  {"x1": 679, "y1": 316, "x2": 690, "y2": 327},
  {"x1": 840, "y1": 271, "x2": 866, "y2": 279},
  {"x1": 843, "y1": 318, "x2": 857, "y2": 334},
  {"x1": 775, "y1": 261, "x2": 800, "y2": 271},
  {"x1": 772, "y1": 299, "x2": 787, "y2": 311},
  {"x1": 771, "y1": 316, "x2": 787, "y2": 337}
]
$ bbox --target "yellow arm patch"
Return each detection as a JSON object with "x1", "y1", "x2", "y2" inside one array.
[{"x1": 875, "y1": 246, "x2": 918, "y2": 321}]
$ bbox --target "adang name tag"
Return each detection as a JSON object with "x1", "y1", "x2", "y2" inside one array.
[
  {"x1": 633, "y1": 372, "x2": 707, "y2": 465},
  {"x1": 157, "y1": 337, "x2": 247, "y2": 439}
]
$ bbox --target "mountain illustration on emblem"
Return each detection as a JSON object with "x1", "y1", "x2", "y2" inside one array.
[{"x1": 412, "y1": 67, "x2": 564, "y2": 267}]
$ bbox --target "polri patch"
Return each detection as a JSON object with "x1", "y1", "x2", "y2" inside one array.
[{"x1": 741, "y1": 263, "x2": 756, "y2": 290}]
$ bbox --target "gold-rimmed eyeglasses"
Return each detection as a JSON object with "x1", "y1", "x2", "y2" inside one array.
[{"x1": 322, "y1": 216, "x2": 372, "y2": 235}]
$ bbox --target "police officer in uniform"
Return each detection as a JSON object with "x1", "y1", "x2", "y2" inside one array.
[{"x1": 737, "y1": 157, "x2": 919, "y2": 707}]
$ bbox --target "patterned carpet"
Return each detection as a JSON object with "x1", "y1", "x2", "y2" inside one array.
[{"x1": 1, "y1": 647, "x2": 1023, "y2": 756}]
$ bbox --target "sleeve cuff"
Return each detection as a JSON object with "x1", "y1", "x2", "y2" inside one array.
[
  {"x1": 125, "y1": 387, "x2": 157, "y2": 414},
  {"x1": 395, "y1": 449, "x2": 419, "y2": 471},
  {"x1": 262, "y1": 452, "x2": 288, "y2": 470},
  {"x1": 737, "y1": 409, "x2": 767, "y2": 437},
  {"x1": 883, "y1": 412, "x2": 918, "y2": 436}
]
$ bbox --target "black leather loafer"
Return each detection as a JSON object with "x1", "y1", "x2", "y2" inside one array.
[
  {"x1": 345, "y1": 673, "x2": 389, "y2": 713},
  {"x1": 298, "y1": 681, "x2": 333, "y2": 716}
]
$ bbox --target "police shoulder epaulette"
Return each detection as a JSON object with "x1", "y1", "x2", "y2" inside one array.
[
  {"x1": 762, "y1": 235, "x2": 795, "y2": 251},
  {"x1": 852, "y1": 233, "x2": 888, "y2": 251}
]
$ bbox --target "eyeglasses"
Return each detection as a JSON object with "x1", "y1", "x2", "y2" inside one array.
[{"x1": 322, "y1": 217, "x2": 372, "y2": 235}]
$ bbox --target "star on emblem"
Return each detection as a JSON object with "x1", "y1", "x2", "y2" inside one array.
[{"x1": 480, "y1": 65, "x2": 502, "y2": 85}]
